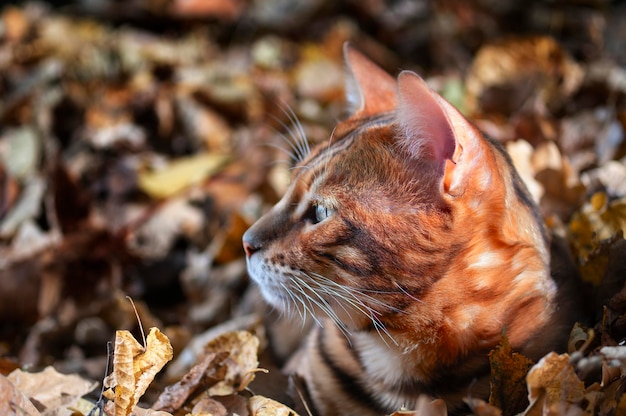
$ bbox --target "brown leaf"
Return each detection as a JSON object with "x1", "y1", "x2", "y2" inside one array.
[
  {"x1": 489, "y1": 335, "x2": 533, "y2": 415},
  {"x1": 466, "y1": 36, "x2": 583, "y2": 116},
  {"x1": 190, "y1": 396, "x2": 228, "y2": 416},
  {"x1": 205, "y1": 331, "x2": 261, "y2": 395},
  {"x1": 7, "y1": 366, "x2": 97, "y2": 415},
  {"x1": 248, "y1": 395, "x2": 300, "y2": 416},
  {"x1": 524, "y1": 352, "x2": 585, "y2": 415},
  {"x1": 152, "y1": 351, "x2": 228, "y2": 413},
  {"x1": 0, "y1": 374, "x2": 42, "y2": 416},
  {"x1": 214, "y1": 394, "x2": 249, "y2": 416},
  {"x1": 108, "y1": 327, "x2": 173, "y2": 416}
]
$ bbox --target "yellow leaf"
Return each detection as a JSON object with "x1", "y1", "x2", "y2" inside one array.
[
  {"x1": 133, "y1": 328, "x2": 175, "y2": 407},
  {"x1": 113, "y1": 330, "x2": 144, "y2": 416},
  {"x1": 111, "y1": 327, "x2": 173, "y2": 416},
  {"x1": 138, "y1": 153, "x2": 228, "y2": 199}
]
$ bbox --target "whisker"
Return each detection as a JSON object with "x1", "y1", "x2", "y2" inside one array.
[
  {"x1": 393, "y1": 281, "x2": 423, "y2": 304},
  {"x1": 292, "y1": 275, "x2": 352, "y2": 338},
  {"x1": 280, "y1": 282, "x2": 303, "y2": 321},
  {"x1": 312, "y1": 273, "x2": 405, "y2": 314},
  {"x1": 307, "y1": 272, "x2": 400, "y2": 346},
  {"x1": 289, "y1": 276, "x2": 325, "y2": 329},
  {"x1": 270, "y1": 102, "x2": 311, "y2": 163},
  {"x1": 280, "y1": 102, "x2": 310, "y2": 160},
  {"x1": 266, "y1": 128, "x2": 303, "y2": 162}
]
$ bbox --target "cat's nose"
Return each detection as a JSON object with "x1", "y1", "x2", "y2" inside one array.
[
  {"x1": 243, "y1": 241, "x2": 259, "y2": 257},
  {"x1": 242, "y1": 230, "x2": 260, "y2": 257}
]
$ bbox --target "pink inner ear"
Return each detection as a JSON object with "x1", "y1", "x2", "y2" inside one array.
[
  {"x1": 397, "y1": 71, "x2": 456, "y2": 166},
  {"x1": 343, "y1": 43, "x2": 397, "y2": 117}
]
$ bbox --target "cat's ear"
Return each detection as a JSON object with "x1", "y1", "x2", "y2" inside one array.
[
  {"x1": 344, "y1": 43, "x2": 397, "y2": 117},
  {"x1": 397, "y1": 71, "x2": 489, "y2": 197}
]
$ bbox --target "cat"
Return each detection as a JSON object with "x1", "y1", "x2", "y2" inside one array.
[{"x1": 243, "y1": 43, "x2": 573, "y2": 415}]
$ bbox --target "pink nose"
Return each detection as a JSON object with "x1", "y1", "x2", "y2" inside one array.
[{"x1": 243, "y1": 241, "x2": 259, "y2": 257}]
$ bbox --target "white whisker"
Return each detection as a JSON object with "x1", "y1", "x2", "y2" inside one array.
[
  {"x1": 270, "y1": 102, "x2": 311, "y2": 163},
  {"x1": 302, "y1": 272, "x2": 399, "y2": 346}
]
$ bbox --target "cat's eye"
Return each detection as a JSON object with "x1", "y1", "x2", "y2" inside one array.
[{"x1": 314, "y1": 204, "x2": 332, "y2": 224}]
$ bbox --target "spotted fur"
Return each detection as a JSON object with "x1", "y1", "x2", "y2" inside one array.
[{"x1": 243, "y1": 44, "x2": 570, "y2": 415}]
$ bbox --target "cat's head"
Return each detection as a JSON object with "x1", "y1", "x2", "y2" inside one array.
[{"x1": 243, "y1": 44, "x2": 549, "y2": 336}]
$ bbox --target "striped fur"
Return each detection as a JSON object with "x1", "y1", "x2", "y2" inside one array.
[{"x1": 243, "y1": 45, "x2": 568, "y2": 415}]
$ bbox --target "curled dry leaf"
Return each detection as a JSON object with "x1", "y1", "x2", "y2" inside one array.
[
  {"x1": 524, "y1": 352, "x2": 585, "y2": 415},
  {"x1": 567, "y1": 323, "x2": 594, "y2": 354},
  {"x1": 205, "y1": 330, "x2": 261, "y2": 395},
  {"x1": 164, "y1": 314, "x2": 262, "y2": 381},
  {"x1": 106, "y1": 327, "x2": 173, "y2": 416},
  {"x1": 248, "y1": 395, "x2": 300, "y2": 416}
]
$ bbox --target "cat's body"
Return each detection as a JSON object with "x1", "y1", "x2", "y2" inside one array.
[{"x1": 243, "y1": 45, "x2": 572, "y2": 415}]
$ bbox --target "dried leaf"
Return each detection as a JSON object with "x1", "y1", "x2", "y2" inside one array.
[
  {"x1": 108, "y1": 327, "x2": 173, "y2": 416},
  {"x1": 524, "y1": 352, "x2": 585, "y2": 415},
  {"x1": 569, "y1": 192, "x2": 626, "y2": 285},
  {"x1": 138, "y1": 153, "x2": 229, "y2": 199},
  {"x1": 489, "y1": 335, "x2": 533, "y2": 414},
  {"x1": 205, "y1": 331, "x2": 261, "y2": 395},
  {"x1": 248, "y1": 395, "x2": 300, "y2": 416},
  {"x1": 152, "y1": 351, "x2": 228, "y2": 412},
  {"x1": 7, "y1": 366, "x2": 97, "y2": 415},
  {"x1": 0, "y1": 374, "x2": 42, "y2": 416},
  {"x1": 466, "y1": 36, "x2": 583, "y2": 115},
  {"x1": 164, "y1": 314, "x2": 262, "y2": 381}
]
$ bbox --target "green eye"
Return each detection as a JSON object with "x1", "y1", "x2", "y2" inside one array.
[{"x1": 314, "y1": 204, "x2": 332, "y2": 224}]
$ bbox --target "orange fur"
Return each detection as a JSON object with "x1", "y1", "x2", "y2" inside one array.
[{"x1": 243, "y1": 44, "x2": 571, "y2": 415}]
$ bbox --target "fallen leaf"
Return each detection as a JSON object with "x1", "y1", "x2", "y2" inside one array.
[
  {"x1": 524, "y1": 352, "x2": 585, "y2": 415},
  {"x1": 164, "y1": 314, "x2": 262, "y2": 382},
  {"x1": 138, "y1": 153, "x2": 229, "y2": 199},
  {"x1": 248, "y1": 395, "x2": 300, "y2": 416},
  {"x1": 0, "y1": 374, "x2": 42, "y2": 416},
  {"x1": 569, "y1": 192, "x2": 626, "y2": 285},
  {"x1": 106, "y1": 327, "x2": 173, "y2": 416},
  {"x1": 489, "y1": 335, "x2": 533, "y2": 414},
  {"x1": 205, "y1": 331, "x2": 261, "y2": 395},
  {"x1": 466, "y1": 36, "x2": 583, "y2": 116},
  {"x1": 152, "y1": 351, "x2": 228, "y2": 413},
  {"x1": 7, "y1": 366, "x2": 97, "y2": 415}
]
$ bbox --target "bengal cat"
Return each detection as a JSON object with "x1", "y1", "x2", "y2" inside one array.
[{"x1": 243, "y1": 44, "x2": 572, "y2": 415}]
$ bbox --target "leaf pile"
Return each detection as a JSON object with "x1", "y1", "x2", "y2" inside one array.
[{"x1": 0, "y1": 1, "x2": 625, "y2": 415}]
